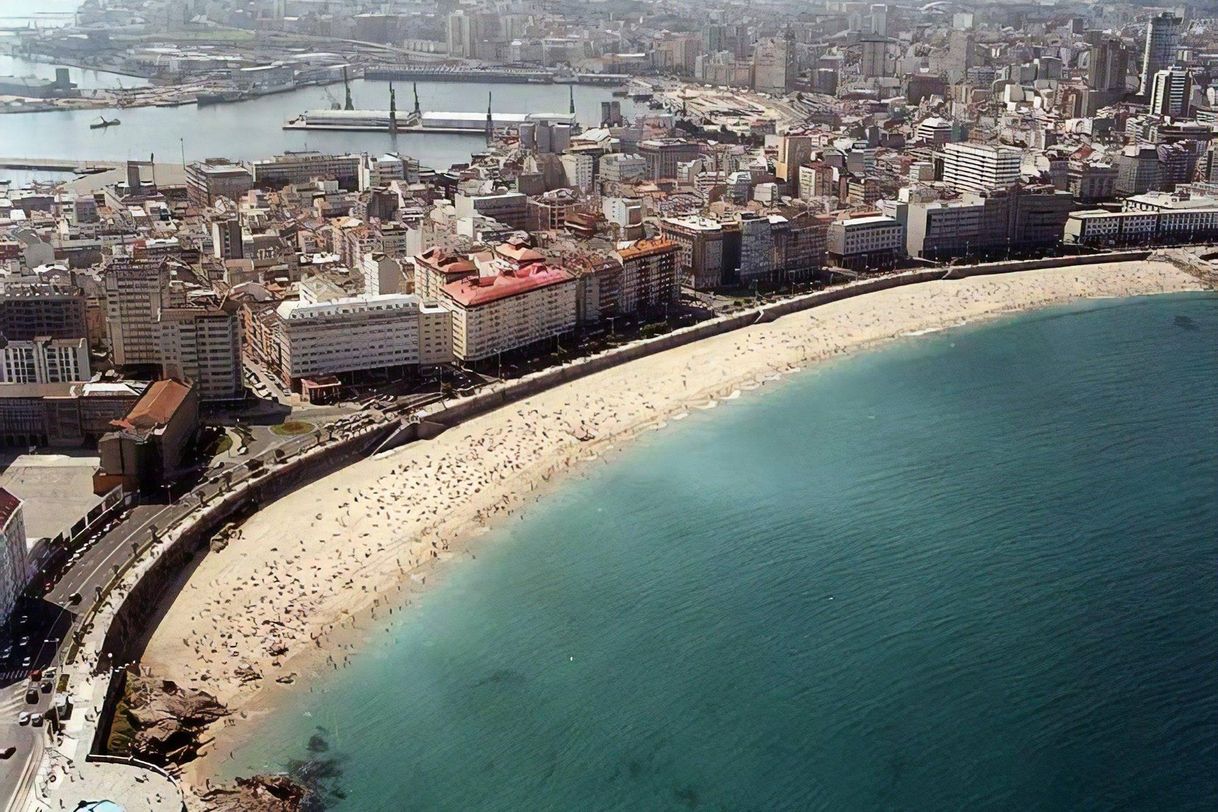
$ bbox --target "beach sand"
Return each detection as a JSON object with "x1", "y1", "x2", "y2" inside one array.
[{"x1": 138, "y1": 262, "x2": 1204, "y2": 792}]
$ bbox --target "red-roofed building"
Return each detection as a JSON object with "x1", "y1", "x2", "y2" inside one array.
[
  {"x1": 438, "y1": 261, "x2": 577, "y2": 363},
  {"x1": 0, "y1": 487, "x2": 28, "y2": 623},
  {"x1": 95, "y1": 379, "x2": 199, "y2": 493},
  {"x1": 412, "y1": 247, "x2": 477, "y2": 300}
]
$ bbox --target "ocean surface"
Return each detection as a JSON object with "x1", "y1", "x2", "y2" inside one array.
[{"x1": 224, "y1": 293, "x2": 1218, "y2": 811}]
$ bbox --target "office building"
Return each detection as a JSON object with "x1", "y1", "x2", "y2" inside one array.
[
  {"x1": 250, "y1": 152, "x2": 361, "y2": 189},
  {"x1": 1139, "y1": 12, "x2": 1183, "y2": 97},
  {"x1": 1149, "y1": 65, "x2": 1193, "y2": 118},
  {"x1": 639, "y1": 139, "x2": 701, "y2": 181},
  {"x1": 752, "y1": 37, "x2": 794, "y2": 94}
]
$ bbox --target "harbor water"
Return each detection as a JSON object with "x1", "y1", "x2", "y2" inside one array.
[
  {"x1": 223, "y1": 293, "x2": 1218, "y2": 810},
  {"x1": 0, "y1": 79, "x2": 631, "y2": 171}
]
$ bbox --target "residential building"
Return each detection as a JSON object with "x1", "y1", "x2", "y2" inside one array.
[
  {"x1": 211, "y1": 217, "x2": 244, "y2": 260},
  {"x1": 0, "y1": 337, "x2": 90, "y2": 384},
  {"x1": 0, "y1": 285, "x2": 88, "y2": 342},
  {"x1": 660, "y1": 216, "x2": 725, "y2": 289},
  {"x1": 362, "y1": 252, "x2": 403, "y2": 297},
  {"x1": 438, "y1": 261, "x2": 577, "y2": 363},
  {"x1": 104, "y1": 256, "x2": 171, "y2": 368},
  {"x1": 599, "y1": 154, "x2": 648, "y2": 185},
  {"x1": 941, "y1": 143, "x2": 1021, "y2": 193},
  {"x1": 412, "y1": 248, "x2": 477, "y2": 301},
  {"x1": 274, "y1": 294, "x2": 453, "y2": 390},
  {"x1": 826, "y1": 215, "x2": 904, "y2": 270},
  {"x1": 613, "y1": 237, "x2": 680, "y2": 314},
  {"x1": 0, "y1": 489, "x2": 27, "y2": 624},
  {"x1": 158, "y1": 305, "x2": 244, "y2": 402}
]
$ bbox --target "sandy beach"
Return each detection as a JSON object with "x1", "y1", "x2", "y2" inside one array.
[{"x1": 138, "y1": 261, "x2": 1204, "y2": 790}]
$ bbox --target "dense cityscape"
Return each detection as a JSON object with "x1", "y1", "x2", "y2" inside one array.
[{"x1": 0, "y1": 1, "x2": 1215, "y2": 810}]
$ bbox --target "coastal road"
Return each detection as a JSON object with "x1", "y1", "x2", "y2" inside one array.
[{"x1": 0, "y1": 412, "x2": 379, "y2": 810}]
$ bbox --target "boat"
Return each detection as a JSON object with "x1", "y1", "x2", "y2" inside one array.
[{"x1": 89, "y1": 116, "x2": 120, "y2": 129}]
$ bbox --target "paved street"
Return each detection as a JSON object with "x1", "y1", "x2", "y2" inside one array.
[{"x1": 0, "y1": 413, "x2": 361, "y2": 810}]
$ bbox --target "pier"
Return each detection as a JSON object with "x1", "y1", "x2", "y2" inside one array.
[
  {"x1": 0, "y1": 157, "x2": 119, "y2": 174},
  {"x1": 364, "y1": 65, "x2": 629, "y2": 86}
]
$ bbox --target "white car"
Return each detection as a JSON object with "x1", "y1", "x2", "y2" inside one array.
[
  {"x1": 30, "y1": 714, "x2": 42, "y2": 727},
  {"x1": 17, "y1": 713, "x2": 29, "y2": 726}
]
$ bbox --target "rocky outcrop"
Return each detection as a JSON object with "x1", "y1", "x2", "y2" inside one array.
[
  {"x1": 109, "y1": 677, "x2": 228, "y2": 766},
  {"x1": 199, "y1": 774, "x2": 308, "y2": 812}
]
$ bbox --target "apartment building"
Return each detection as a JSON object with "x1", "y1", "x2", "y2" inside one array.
[
  {"x1": 940, "y1": 142, "x2": 1021, "y2": 193},
  {"x1": 158, "y1": 305, "x2": 244, "y2": 402},
  {"x1": 412, "y1": 247, "x2": 477, "y2": 300},
  {"x1": 659, "y1": 215, "x2": 725, "y2": 289},
  {"x1": 639, "y1": 139, "x2": 701, "y2": 180},
  {"x1": 0, "y1": 337, "x2": 90, "y2": 384},
  {"x1": 274, "y1": 294, "x2": 453, "y2": 390},
  {"x1": 826, "y1": 215, "x2": 904, "y2": 270},
  {"x1": 103, "y1": 256, "x2": 171, "y2": 367},
  {"x1": 439, "y1": 263, "x2": 577, "y2": 363},
  {"x1": 613, "y1": 237, "x2": 680, "y2": 315},
  {"x1": 0, "y1": 284, "x2": 88, "y2": 342}
]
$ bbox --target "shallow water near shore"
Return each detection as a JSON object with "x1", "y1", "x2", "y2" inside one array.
[{"x1": 221, "y1": 293, "x2": 1218, "y2": 810}]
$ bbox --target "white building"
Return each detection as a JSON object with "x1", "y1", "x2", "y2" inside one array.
[
  {"x1": 359, "y1": 153, "x2": 408, "y2": 192},
  {"x1": 1149, "y1": 65, "x2": 1193, "y2": 118},
  {"x1": 941, "y1": 142, "x2": 1021, "y2": 193},
  {"x1": 560, "y1": 152, "x2": 595, "y2": 194},
  {"x1": 0, "y1": 337, "x2": 90, "y2": 384},
  {"x1": 454, "y1": 191, "x2": 529, "y2": 230},
  {"x1": 0, "y1": 489, "x2": 27, "y2": 625},
  {"x1": 362, "y1": 252, "x2": 404, "y2": 297},
  {"x1": 158, "y1": 305, "x2": 244, "y2": 402},
  {"x1": 599, "y1": 153, "x2": 648, "y2": 184},
  {"x1": 438, "y1": 263, "x2": 576, "y2": 363},
  {"x1": 826, "y1": 215, "x2": 904, "y2": 270},
  {"x1": 275, "y1": 294, "x2": 453, "y2": 387}
]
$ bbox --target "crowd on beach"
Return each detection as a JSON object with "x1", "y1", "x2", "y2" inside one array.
[{"x1": 137, "y1": 262, "x2": 1203, "y2": 785}]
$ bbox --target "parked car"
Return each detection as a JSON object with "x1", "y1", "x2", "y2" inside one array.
[
  {"x1": 17, "y1": 713, "x2": 29, "y2": 725},
  {"x1": 0, "y1": 746, "x2": 15, "y2": 759},
  {"x1": 30, "y1": 714, "x2": 42, "y2": 727}
]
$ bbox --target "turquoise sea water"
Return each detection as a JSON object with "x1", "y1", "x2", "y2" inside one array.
[{"x1": 227, "y1": 293, "x2": 1218, "y2": 811}]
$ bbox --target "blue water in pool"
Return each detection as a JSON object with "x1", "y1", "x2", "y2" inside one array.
[{"x1": 227, "y1": 292, "x2": 1218, "y2": 811}]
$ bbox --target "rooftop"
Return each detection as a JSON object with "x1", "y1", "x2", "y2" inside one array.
[
  {"x1": 442, "y1": 265, "x2": 573, "y2": 308},
  {"x1": 111, "y1": 379, "x2": 192, "y2": 432}
]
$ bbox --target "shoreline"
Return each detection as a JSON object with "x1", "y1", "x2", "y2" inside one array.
[{"x1": 135, "y1": 262, "x2": 1206, "y2": 797}]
